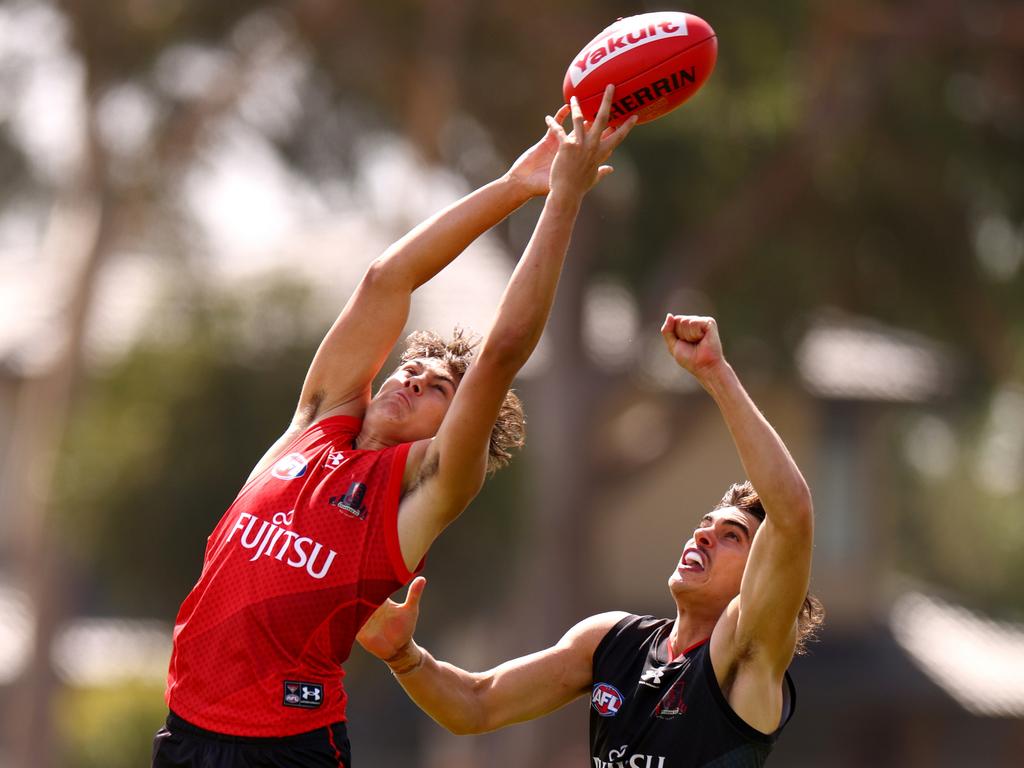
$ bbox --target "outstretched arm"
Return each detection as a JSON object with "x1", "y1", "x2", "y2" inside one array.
[
  {"x1": 294, "y1": 113, "x2": 572, "y2": 424},
  {"x1": 661, "y1": 315, "x2": 813, "y2": 670},
  {"x1": 396, "y1": 88, "x2": 636, "y2": 568},
  {"x1": 246, "y1": 110, "x2": 570, "y2": 480},
  {"x1": 356, "y1": 577, "x2": 624, "y2": 734}
]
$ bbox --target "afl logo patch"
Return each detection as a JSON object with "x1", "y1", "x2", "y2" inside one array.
[
  {"x1": 272, "y1": 452, "x2": 308, "y2": 480},
  {"x1": 591, "y1": 682, "x2": 624, "y2": 717}
]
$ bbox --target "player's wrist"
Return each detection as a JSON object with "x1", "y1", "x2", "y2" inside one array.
[
  {"x1": 499, "y1": 172, "x2": 541, "y2": 204},
  {"x1": 545, "y1": 186, "x2": 585, "y2": 214},
  {"x1": 696, "y1": 360, "x2": 737, "y2": 397},
  {"x1": 386, "y1": 641, "x2": 425, "y2": 676}
]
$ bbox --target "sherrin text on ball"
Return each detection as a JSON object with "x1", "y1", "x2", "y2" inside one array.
[{"x1": 563, "y1": 11, "x2": 717, "y2": 126}]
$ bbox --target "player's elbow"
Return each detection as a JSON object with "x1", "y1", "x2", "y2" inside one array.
[
  {"x1": 792, "y1": 480, "x2": 814, "y2": 524},
  {"x1": 764, "y1": 476, "x2": 814, "y2": 539},
  {"x1": 780, "y1": 481, "x2": 814, "y2": 539},
  {"x1": 362, "y1": 256, "x2": 413, "y2": 294},
  {"x1": 444, "y1": 679, "x2": 494, "y2": 735}
]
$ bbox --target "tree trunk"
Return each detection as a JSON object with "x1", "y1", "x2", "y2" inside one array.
[{"x1": 3, "y1": 187, "x2": 112, "y2": 768}]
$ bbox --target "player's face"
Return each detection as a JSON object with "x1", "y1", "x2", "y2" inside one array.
[
  {"x1": 668, "y1": 506, "x2": 761, "y2": 606},
  {"x1": 366, "y1": 358, "x2": 459, "y2": 443}
]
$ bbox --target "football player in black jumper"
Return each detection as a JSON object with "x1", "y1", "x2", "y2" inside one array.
[{"x1": 357, "y1": 314, "x2": 823, "y2": 767}]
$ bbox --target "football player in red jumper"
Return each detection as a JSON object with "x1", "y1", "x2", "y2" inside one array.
[
  {"x1": 153, "y1": 87, "x2": 636, "y2": 768},
  {"x1": 357, "y1": 315, "x2": 824, "y2": 768}
]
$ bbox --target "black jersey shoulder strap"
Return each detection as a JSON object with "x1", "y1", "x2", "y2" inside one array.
[{"x1": 593, "y1": 614, "x2": 670, "y2": 673}]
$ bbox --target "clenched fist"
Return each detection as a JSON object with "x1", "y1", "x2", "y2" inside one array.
[{"x1": 660, "y1": 314, "x2": 726, "y2": 381}]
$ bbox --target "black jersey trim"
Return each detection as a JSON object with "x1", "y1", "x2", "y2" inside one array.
[
  {"x1": 701, "y1": 645, "x2": 797, "y2": 744},
  {"x1": 592, "y1": 614, "x2": 640, "y2": 672},
  {"x1": 592, "y1": 614, "x2": 671, "y2": 681}
]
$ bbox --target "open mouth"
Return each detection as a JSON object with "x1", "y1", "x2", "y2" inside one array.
[{"x1": 680, "y1": 549, "x2": 706, "y2": 572}]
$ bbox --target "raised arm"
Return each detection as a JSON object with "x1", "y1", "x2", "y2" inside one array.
[
  {"x1": 246, "y1": 110, "x2": 571, "y2": 480},
  {"x1": 293, "y1": 119, "x2": 567, "y2": 426},
  {"x1": 661, "y1": 315, "x2": 813, "y2": 671},
  {"x1": 356, "y1": 577, "x2": 624, "y2": 734},
  {"x1": 396, "y1": 88, "x2": 636, "y2": 567}
]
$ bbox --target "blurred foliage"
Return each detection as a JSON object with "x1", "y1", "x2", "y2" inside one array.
[
  {"x1": 890, "y1": 398, "x2": 1024, "y2": 621},
  {"x1": 54, "y1": 277, "x2": 319, "y2": 616},
  {"x1": 55, "y1": 682, "x2": 166, "y2": 768},
  {"x1": 13, "y1": 0, "x2": 1019, "y2": 375}
]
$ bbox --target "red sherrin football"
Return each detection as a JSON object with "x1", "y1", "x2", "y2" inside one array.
[{"x1": 563, "y1": 11, "x2": 717, "y2": 126}]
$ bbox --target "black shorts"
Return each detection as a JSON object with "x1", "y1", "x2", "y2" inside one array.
[{"x1": 152, "y1": 711, "x2": 351, "y2": 768}]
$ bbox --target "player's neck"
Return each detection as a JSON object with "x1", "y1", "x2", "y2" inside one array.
[
  {"x1": 668, "y1": 613, "x2": 716, "y2": 660},
  {"x1": 352, "y1": 430, "x2": 394, "y2": 451}
]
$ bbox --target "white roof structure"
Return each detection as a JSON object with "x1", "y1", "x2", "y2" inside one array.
[
  {"x1": 0, "y1": 583, "x2": 171, "y2": 686},
  {"x1": 52, "y1": 618, "x2": 171, "y2": 686},
  {"x1": 797, "y1": 315, "x2": 954, "y2": 402},
  {"x1": 890, "y1": 590, "x2": 1024, "y2": 717},
  {"x1": 0, "y1": 585, "x2": 31, "y2": 685}
]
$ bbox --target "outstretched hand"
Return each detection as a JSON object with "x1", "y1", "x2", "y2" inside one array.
[
  {"x1": 545, "y1": 85, "x2": 637, "y2": 197},
  {"x1": 661, "y1": 314, "x2": 727, "y2": 381},
  {"x1": 356, "y1": 576, "x2": 426, "y2": 664},
  {"x1": 506, "y1": 104, "x2": 572, "y2": 197}
]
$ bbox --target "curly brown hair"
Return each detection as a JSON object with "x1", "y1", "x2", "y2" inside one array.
[
  {"x1": 715, "y1": 481, "x2": 825, "y2": 655},
  {"x1": 400, "y1": 328, "x2": 526, "y2": 474}
]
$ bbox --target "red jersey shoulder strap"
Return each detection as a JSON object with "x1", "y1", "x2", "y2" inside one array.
[
  {"x1": 238, "y1": 415, "x2": 364, "y2": 494},
  {"x1": 382, "y1": 440, "x2": 415, "y2": 582}
]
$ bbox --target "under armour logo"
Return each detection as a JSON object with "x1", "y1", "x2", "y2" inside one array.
[
  {"x1": 283, "y1": 680, "x2": 323, "y2": 709},
  {"x1": 640, "y1": 667, "x2": 665, "y2": 687}
]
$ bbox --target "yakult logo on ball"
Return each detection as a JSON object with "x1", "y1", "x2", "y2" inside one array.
[{"x1": 569, "y1": 13, "x2": 690, "y2": 88}]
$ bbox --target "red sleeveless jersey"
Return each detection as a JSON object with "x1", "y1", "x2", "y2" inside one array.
[{"x1": 165, "y1": 415, "x2": 416, "y2": 736}]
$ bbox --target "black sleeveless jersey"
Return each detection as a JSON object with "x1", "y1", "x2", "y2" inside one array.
[{"x1": 589, "y1": 615, "x2": 796, "y2": 768}]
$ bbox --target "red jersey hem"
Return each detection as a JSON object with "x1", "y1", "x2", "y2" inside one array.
[{"x1": 166, "y1": 698, "x2": 348, "y2": 738}]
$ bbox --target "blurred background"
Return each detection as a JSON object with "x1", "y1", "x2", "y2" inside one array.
[{"x1": 1, "y1": 0, "x2": 1022, "y2": 766}]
